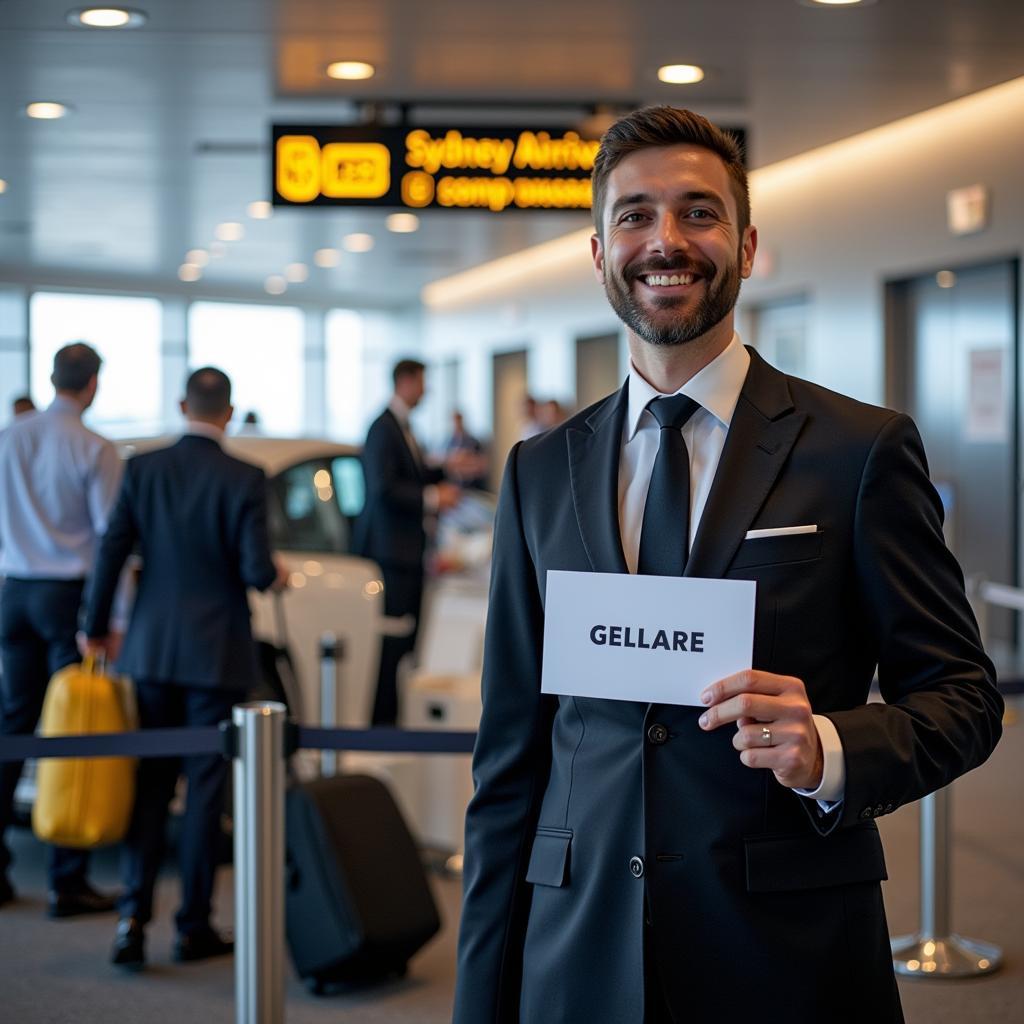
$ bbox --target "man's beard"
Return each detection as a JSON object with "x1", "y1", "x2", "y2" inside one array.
[{"x1": 604, "y1": 250, "x2": 742, "y2": 347}]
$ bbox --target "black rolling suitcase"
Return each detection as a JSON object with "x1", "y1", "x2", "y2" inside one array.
[{"x1": 285, "y1": 774, "x2": 442, "y2": 993}]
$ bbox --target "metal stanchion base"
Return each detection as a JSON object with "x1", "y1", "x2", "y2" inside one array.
[{"x1": 891, "y1": 933, "x2": 1003, "y2": 978}]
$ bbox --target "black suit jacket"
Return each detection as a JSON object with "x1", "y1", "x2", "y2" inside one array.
[
  {"x1": 84, "y1": 435, "x2": 278, "y2": 689},
  {"x1": 454, "y1": 349, "x2": 1002, "y2": 1024},
  {"x1": 354, "y1": 407, "x2": 443, "y2": 572}
]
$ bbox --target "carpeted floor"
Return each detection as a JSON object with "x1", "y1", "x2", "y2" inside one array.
[{"x1": 1, "y1": 699, "x2": 1020, "y2": 1023}]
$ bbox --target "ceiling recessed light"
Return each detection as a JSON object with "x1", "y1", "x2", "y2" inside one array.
[
  {"x1": 264, "y1": 275, "x2": 287, "y2": 295},
  {"x1": 67, "y1": 7, "x2": 148, "y2": 28},
  {"x1": 247, "y1": 200, "x2": 272, "y2": 220},
  {"x1": 936, "y1": 271, "x2": 957, "y2": 289},
  {"x1": 184, "y1": 249, "x2": 209, "y2": 267},
  {"x1": 178, "y1": 264, "x2": 201, "y2": 282},
  {"x1": 326, "y1": 61, "x2": 375, "y2": 81},
  {"x1": 285, "y1": 262, "x2": 309, "y2": 283},
  {"x1": 214, "y1": 222, "x2": 244, "y2": 242},
  {"x1": 799, "y1": 0, "x2": 876, "y2": 7},
  {"x1": 314, "y1": 248, "x2": 341, "y2": 268},
  {"x1": 386, "y1": 212, "x2": 420, "y2": 233},
  {"x1": 0, "y1": 180, "x2": 7, "y2": 194},
  {"x1": 657, "y1": 64, "x2": 705, "y2": 85},
  {"x1": 26, "y1": 102, "x2": 71, "y2": 120},
  {"x1": 343, "y1": 233, "x2": 374, "y2": 253}
]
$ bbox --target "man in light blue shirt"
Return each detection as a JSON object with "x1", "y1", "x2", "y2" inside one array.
[{"x1": 0, "y1": 342, "x2": 122, "y2": 916}]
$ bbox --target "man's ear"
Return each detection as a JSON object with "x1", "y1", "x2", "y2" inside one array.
[
  {"x1": 179, "y1": 399, "x2": 188, "y2": 417},
  {"x1": 740, "y1": 225, "x2": 758, "y2": 280},
  {"x1": 591, "y1": 232, "x2": 605, "y2": 284}
]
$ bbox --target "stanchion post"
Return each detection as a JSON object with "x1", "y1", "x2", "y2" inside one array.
[
  {"x1": 233, "y1": 701, "x2": 287, "y2": 1024},
  {"x1": 319, "y1": 634, "x2": 344, "y2": 777},
  {"x1": 891, "y1": 786, "x2": 1003, "y2": 978}
]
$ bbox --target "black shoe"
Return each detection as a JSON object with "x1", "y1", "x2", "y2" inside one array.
[
  {"x1": 173, "y1": 926, "x2": 234, "y2": 962},
  {"x1": 0, "y1": 876, "x2": 14, "y2": 908},
  {"x1": 48, "y1": 882, "x2": 117, "y2": 919},
  {"x1": 111, "y1": 918, "x2": 146, "y2": 971}
]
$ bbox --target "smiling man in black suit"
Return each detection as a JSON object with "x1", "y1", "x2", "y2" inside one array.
[
  {"x1": 84, "y1": 366, "x2": 287, "y2": 971},
  {"x1": 453, "y1": 107, "x2": 1002, "y2": 1024}
]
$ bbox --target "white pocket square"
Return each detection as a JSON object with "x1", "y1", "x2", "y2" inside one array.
[{"x1": 743, "y1": 525, "x2": 818, "y2": 540}]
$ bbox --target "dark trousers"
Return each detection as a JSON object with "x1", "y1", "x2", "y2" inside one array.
[
  {"x1": 371, "y1": 566, "x2": 423, "y2": 726},
  {"x1": 119, "y1": 680, "x2": 236, "y2": 935},
  {"x1": 0, "y1": 577, "x2": 92, "y2": 892}
]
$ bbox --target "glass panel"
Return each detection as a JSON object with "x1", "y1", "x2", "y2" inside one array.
[
  {"x1": 29, "y1": 291, "x2": 163, "y2": 437},
  {"x1": 188, "y1": 302, "x2": 304, "y2": 437},
  {"x1": 332, "y1": 455, "x2": 365, "y2": 518},
  {"x1": 268, "y1": 458, "x2": 350, "y2": 554}
]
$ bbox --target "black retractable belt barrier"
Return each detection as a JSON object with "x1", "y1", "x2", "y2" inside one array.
[{"x1": 0, "y1": 724, "x2": 476, "y2": 763}]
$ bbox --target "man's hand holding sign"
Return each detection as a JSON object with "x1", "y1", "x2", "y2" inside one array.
[{"x1": 699, "y1": 670, "x2": 824, "y2": 791}]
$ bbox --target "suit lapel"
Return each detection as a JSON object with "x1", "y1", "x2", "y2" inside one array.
[
  {"x1": 568, "y1": 383, "x2": 629, "y2": 574},
  {"x1": 686, "y1": 348, "x2": 807, "y2": 580}
]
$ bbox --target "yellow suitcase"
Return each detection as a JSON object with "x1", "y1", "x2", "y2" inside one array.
[{"x1": 32, "y1": 657, "x2": 137, "y2": 848}]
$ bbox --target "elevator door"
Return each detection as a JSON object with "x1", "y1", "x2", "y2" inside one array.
[
  {"x1": 897, "y1": 261, "x2": 1017, "y2": 652},
  {"x1": 491, "y1": 348, "x2": 528, "y2": 491}
]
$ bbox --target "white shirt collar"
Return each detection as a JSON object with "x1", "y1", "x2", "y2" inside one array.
[
  {"x1": 185, "y1": 420, "x2": 225, "y2": 444},
  {"x1": 48, "y1": 395, "x2": 84, "y2": 418},
  {"x1": 625, "y1": 334, "x2": 751, "y2": 441},
  {"x1": 389, "y1": 395, "x2": 413, "y2": 426}
]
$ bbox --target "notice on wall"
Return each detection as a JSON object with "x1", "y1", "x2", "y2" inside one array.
[
  {"x1": 541, "y1": 570, "x2": 756, "y2": 706},
  {"x1": 965, "y1": 346, "x2": 1008, "y2": 444}
]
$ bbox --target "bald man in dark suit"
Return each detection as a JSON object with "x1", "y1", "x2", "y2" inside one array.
[{"x1": 84, "y1": 367, "x2": 286, "y2": 970}]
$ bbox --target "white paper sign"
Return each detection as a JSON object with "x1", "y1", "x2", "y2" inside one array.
[{"x1": 541, "y1": 570, "x2": 756, "y2": 706}]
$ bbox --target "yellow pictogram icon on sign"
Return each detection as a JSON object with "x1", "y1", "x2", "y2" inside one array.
[
  {"x1": 401, "y1": 170, "x2": 435, "y2": 208},
  {"x1": 276, "y1": 135, "x2": 322, "y2": 203},
  {"x1": 321, "y1": 143, "x2": 390, "y2": 199}
]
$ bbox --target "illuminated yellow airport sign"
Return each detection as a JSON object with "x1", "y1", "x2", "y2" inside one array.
[{"x1": 272, "y1": 124, "x2": 602, "y2": 212}]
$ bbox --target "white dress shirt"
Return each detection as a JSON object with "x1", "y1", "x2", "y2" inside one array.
[
  {"x1": 389, "y1": 396, "x2": 439, "y2": 513},
  {"x1": 617, "y1": 335, "x2": 845, "y2": 806},
  {"x1": 0, "y1": 396, "x2": 122, "y2": 579}
]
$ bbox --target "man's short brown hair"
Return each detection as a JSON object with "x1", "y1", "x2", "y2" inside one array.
[
  {"x1": 591, "y1": 106, "x2": 749, "y2": 239},
  {"x1": 393, "y1": 359, "x2": 426, "y2": 386}
]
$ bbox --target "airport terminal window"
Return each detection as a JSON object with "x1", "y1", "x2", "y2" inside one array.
[
  {"x1": 188, "y1": 302, "x2": 304, "y2": 437},
  {"x1": 325, "y1": 308, "x2": 366, "y2": 443},
  {"x1": 268, "y1": 456, "x2": 364, "y2": 554},
  {"x1": 29, "y1": 291, "x2": 162, "y2": 437}
]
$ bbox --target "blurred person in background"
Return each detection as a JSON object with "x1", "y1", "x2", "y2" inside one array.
[
  {"x1": 445, "y1": 410, "x2": 489, "y2": 490},
  {"x1": 519, "y1": 394, "x2": 543, "y2": 441},
  {"x1": 83, "y1": 366, "x2": 288, "y2": 970},
  {"x1": 354, "y1": 359, "x2": 462, "y2": 725},
  {"x1": 537, "y1": 398, "x2": 567, "y2": 431},
  {"x1": 0, "y1": 343, "x2": 121, "y2": 917},
  {"x1": 11, "y1": 395, "x2": 36, "y2": 419}
]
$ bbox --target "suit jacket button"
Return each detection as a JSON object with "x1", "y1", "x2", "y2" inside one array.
[
  {"x1": 860, "y1": 808, "x2": 873, "y2": 820},
  {"x1": 629, "y1": 856, "x2": 645, "y2": 878},
  {"x1": 884, "y1": 803, "x2": 895, "y2": 814},
  {"x1": 647, "y1": 724, "x2": 669, "y2": 745},
  {"x1": 873, "y1": 804, "x2": 885, "y2": 816}
]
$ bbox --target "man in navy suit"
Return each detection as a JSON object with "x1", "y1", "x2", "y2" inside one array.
[
  {"x1": 354, "y1": 359, "x2": 461, "y2": 724},
  {"x1": 84, "y1": 367, "x2": 286, "y2": 970}
]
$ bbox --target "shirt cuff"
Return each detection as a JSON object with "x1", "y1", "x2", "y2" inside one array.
[
  {"x1": 422, "y1": 484, "x2": 439, "y2": 514},
  {"x1": 793, "y1": 713, "x2": 845, "y2": 811}
]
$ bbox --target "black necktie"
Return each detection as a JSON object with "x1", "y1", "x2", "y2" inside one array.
[{"x1": 637, "y1": 394, "x2": 701, "y2": 576}]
